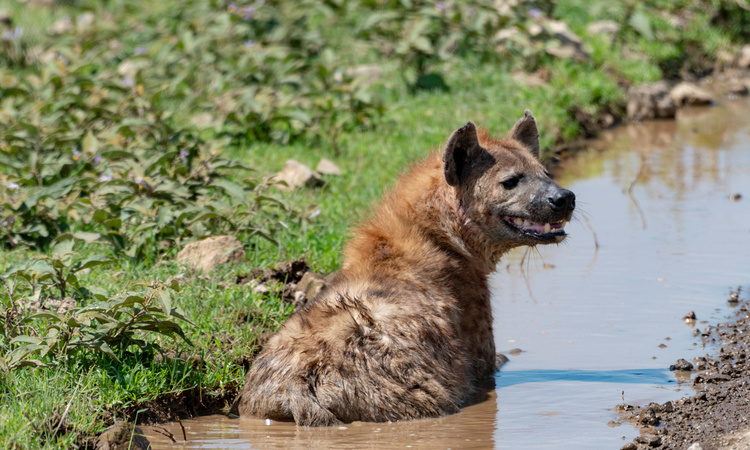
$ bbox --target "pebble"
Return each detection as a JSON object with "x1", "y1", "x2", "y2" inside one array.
[{"x1": 670, "y1": 358, "x2": 694, "y2": 371}]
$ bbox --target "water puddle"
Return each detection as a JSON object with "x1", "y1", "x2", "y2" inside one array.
[{"x1": 145, "y1": 99, "x2": 750, "y2": 449}]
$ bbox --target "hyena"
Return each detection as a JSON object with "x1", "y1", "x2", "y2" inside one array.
[{"x1": 230, "y1": 110, "x2": 576, "y2": 426}]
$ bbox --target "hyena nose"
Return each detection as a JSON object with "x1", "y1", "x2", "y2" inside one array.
[{"x1": 548, "y1": 188, "x2": 576, "y2": 213}]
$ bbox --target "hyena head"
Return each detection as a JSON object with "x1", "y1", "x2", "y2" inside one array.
[{"x1": 442, "y1": 110, "x2": 575, "y2": 257}]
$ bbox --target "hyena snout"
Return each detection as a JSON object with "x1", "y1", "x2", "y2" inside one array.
[{"x1": 547, "y1": 188, "x2": 576, "y2": 215}]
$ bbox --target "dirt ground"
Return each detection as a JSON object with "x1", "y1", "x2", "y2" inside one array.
[{"x1": 619, "y1": 294, "x2": 750, "y2": 450}]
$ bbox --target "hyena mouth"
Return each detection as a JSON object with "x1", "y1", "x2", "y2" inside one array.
[{"x1": 503, "y1": 216, "x2": 567, "y2": 240}]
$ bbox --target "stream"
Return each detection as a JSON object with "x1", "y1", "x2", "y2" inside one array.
[{"x1": 145, "y1": 98, "x2": 750, "y2": 449}]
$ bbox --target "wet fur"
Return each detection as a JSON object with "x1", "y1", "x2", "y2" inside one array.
[{"x1": 231, "y1": 111, "x2": 574, "y2": 426}]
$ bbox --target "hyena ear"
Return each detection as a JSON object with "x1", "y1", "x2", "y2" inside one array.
[
  {"x1": 443, "y1": 121, "x2": 480, "y2": 187},
  {"x1": 507, "y1": 110, "x2": 540, "y2": 159}
]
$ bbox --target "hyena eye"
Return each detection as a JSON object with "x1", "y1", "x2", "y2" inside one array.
[{"x1": 501, "y1": 175, "x2": 522, "y2": 189}]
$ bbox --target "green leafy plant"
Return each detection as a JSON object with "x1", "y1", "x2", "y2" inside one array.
[{"x1": 0, "y1": 244, "x2": 193, "y2": 375}]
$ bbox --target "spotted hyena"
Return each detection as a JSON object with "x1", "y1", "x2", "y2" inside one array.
[{"x1": 231, "y1": 110, "x2": 576, "y2": 426}]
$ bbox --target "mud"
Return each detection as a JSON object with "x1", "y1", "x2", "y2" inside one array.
[{"x1": 620, "y1": 294, "x2": 750, "y2": 450}]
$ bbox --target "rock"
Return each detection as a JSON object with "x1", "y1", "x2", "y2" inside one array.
[
  {"x1": 684, "y1": 311, "x2": 697, "y2": 322},
  {"x1": 633, "y1": 435, "x2": 661, "y2": 447},
  {"x1": 670, "y1": 82, "x2": 714, "y2": 107},
  {"x1": 620, "y1": 443, "x2": 637, "y2": 450},
  {"x1": 295, "y1": 271, "x2": 327, "y2": 303},
  {"x1": 637, "y1": 406, "x2": 659, "y2": 425},
  {"x1": 0, "y1": 10, "x2": 12, "y2": 26},
  {"x1": 545, "y1": 20, "x2": 589, "y2": 62},
  {"x1": 293, "y1": 290, "x2": 306, "y2": 307},
  {"x1": 627, "y1": 82, "x2": 676, "y2": 121},
  {"x1": 273, "y1": 159, "x2": 324, "y2": 191},
  {"x1": 670, "y1": 358, "x2": 694, "y2": 371},
  {"x1": 495, "y1": 27, "x2": 520, "y2": 42},
  {"x1": 316, "y1": 158, "x2": 342, "y2": 176},
  {"x1": 511, "y1": 71, "x2": 548, "y2": 88},
  {"x1": 251, "y1": 282, "x2": 270, "y2": 296},
  {"x1": 494, "y1": 0, "x2": 520, "y2": 16},
  {"x1": 190, "y1": 112, "x2": 214, "y2": 128},
  {"x1": 587, "y1": 20, "x2": 619, "y2": 36},
  {"x1": 95, "y1": 421, "x2": 150, "y2": 450},
  {"x1": 736, "y1": 45, "x2": 750, "y2": 69},
  {"x1": 50, "y1": 16, "x2": 73, "y2": 35},
  {"x1": 76, "y1": 12, "x2": 95, "y2": 29},
  {"x1": 687, "y1": 443, "x2": 703, "y2": 450},
  {"x1": 345, "y1": 65, "x2": 383, "y2": 83},
  {"x1": 27, "y1": 297, "x2": 77, "y2": 314},
  {"x1": 726, "y1": 80, "x2": 749, "y2": 97},
  {"x1": 176, "y1": 235, "x2": 245, "y2": 272}
]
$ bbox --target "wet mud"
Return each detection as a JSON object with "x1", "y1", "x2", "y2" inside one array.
[{"x1": 620, "y1": 296, "x2": 750, "y2": 450}]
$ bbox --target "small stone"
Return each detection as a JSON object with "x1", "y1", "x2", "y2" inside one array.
[
  {"x1": 726, "y1": 80, "x2": 749, "y2": 97},
  {"x1": 316, "y1": 158, "x2": 342, "y2": 176},
  {"x1": 587, "y1": 20, "x2": 619, "y2": 36},
  {"x1": 273, "y1": 159, "x2": 324, "y2": 191},
  {"x1": 627, "y1": 82, "x2": 676, "y2": 121},
  {"x1": 95, "y1": 421, "x2": 150, "y2": 450},
  {"x1": 512, "y1": 71, "x2": 548, "y2": 88},
  {"x1": 293, "y1": 290, "x2": 306, "y2": 307},
  {"x1": 76, "y1": 12, "x2": 95, "y2": 29},
  {"x1": 176, "y1": 235, "x2": 245, "y2": 272},
  {"x1": 686, "y1": 443, "x2": 703, "y2": 450},
  {"x1": 670, "y1": 358, "x2": 694, "y2": 371},
  {"x1": 345, "y1": 64, "x2": 383, "y2": 82},
  {"x1": 620, "y1": 443, "x2": 637, "y2": 450},
  {"x1": 50, "y1": 16, "x2": 73, "y2": 35},
  {"x1": 545, "y1": 20, "x2": 589, "y2": 62},
  {"x1": 736, "y1": 44, "x2": 750, "y2": 69},
  {"x1": 252, "y1": 282, "x2": 270, "y2": 296},
  {"x1": 729, "y1": 193, "x2": 742, "y2": 202},
  {"x1": 670, "y1": 82, "x2": 714, "y2": 107},
  {"x1": 683, "y1": 311, "x2": 697, "y2": 322},
  {"x1": 296, "y1": 271, "x2": 327, "y2": 302},
  {"x1": 0, "y1": 10, "x2": 12, "y2": 26},
  {"x1": 634, "y1": 435, "x2": 662, "y2": 447},
  {"x1": 637, "y1": 407, "x2": 659, "y2": 425}
]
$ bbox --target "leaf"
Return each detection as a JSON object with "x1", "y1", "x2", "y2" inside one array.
[
  {"x1": 212, "y1": 179, "x2": 247, "y2": 202},
  {"x1": 72, "y1": 256, "x2": 115, "y2": 273},
  {"x1": 628, "y1": 10, "x2": 653, "y2": 41},
  {"x1": 12, "y1": 359, "x2": 47, "y2": 369},
  {"x1": 9, "y1": 335, "x2": 44, "y2": 345},
  {"x1": 153, "y1": 289, "x2": 172, "y2": 316},
  {"x1": 72, "y1": 232, "x2": 102, "y2": 243},
  {"x1": 51, "y1": 240, "x2": 75, "y2": 257},
  {"x1": 97, "y1": 341, "x2": 120, "y2": 361}
]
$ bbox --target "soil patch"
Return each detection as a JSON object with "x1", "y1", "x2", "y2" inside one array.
[{"x1": 618, "y1": 289, "x2": 750, "y2": 450}]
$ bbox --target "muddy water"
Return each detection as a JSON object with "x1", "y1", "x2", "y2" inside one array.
[{"x1": 145, "y1": 99, "x2": 750, "y2": 449}]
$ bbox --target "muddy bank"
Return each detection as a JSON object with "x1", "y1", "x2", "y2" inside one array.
[
  {"x1": 619, "y1": 292, "x2": 750, "y2": 450},
  {"x1": 552, "y1": 68, "x2": 750, "y2": 164}
]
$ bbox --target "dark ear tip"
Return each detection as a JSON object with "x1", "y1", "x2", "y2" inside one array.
[{"x1": 523, "y1": 110, "x2": 535, "y2": 121}]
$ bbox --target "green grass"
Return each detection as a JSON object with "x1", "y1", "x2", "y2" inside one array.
[{"x1": 1, "y1": 0, "x2": 749, "y2": 447}]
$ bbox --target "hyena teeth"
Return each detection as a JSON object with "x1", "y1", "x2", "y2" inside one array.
[{"x1": 543, "y1": 223, "x2": 551, "y2": 233}]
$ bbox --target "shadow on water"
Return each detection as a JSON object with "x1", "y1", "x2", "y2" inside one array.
[{"x1": 495, "y1": 368, "x2": 677, "y2": 389}]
